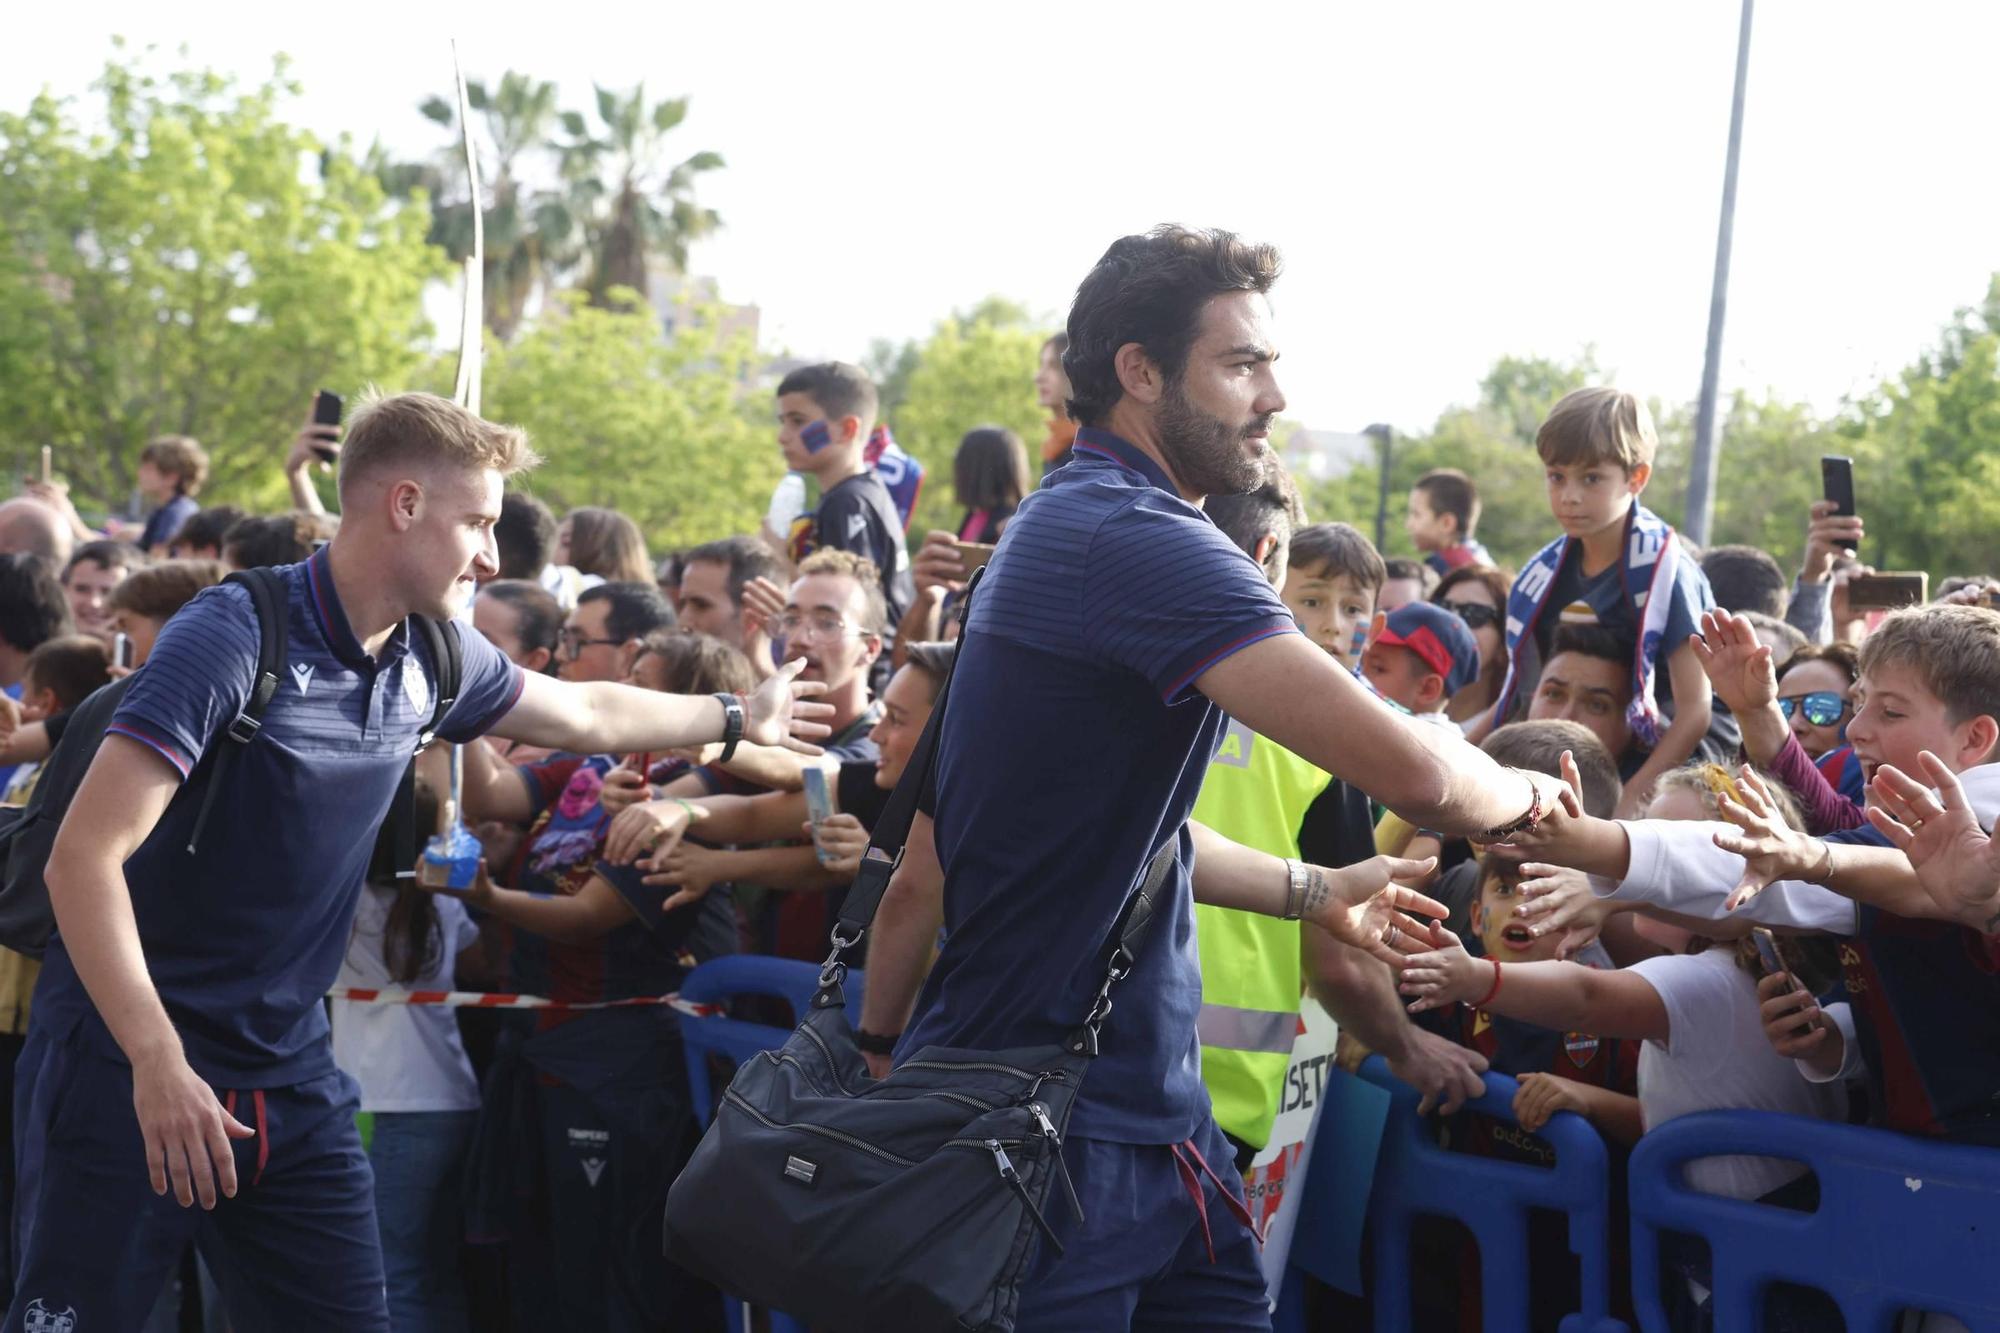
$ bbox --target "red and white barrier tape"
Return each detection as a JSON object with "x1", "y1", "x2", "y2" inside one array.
[{"x1": 329, "y1": 987, "x2": 722, "y2": 1018}]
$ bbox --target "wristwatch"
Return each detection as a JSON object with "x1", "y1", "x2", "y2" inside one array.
[
  {"x1": 854, "y1": 1028, "x2": 901, "y2": 1056},
  {"x1": 715, "y1": 692, "x2": 746, "y2": 763}
]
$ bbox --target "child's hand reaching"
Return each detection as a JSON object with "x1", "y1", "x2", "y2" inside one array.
[
  {"x1": 1398, "y1": 925, "x2": 1489, "y2": 1013},
  {"x1": 1511, "y1": 862, "x2": 1619, "y2": 959},
  {"x1": 1512, "y1": 1072, "x2": 1593, "y2": 1133}
]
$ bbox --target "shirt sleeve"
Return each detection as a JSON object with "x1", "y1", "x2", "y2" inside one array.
[
  {"x1": 1626, "y1": 952, "x2": 1740, "y2": 1065},
  {"x1": 814, "y1": 482, "x2": 896, "y2": 573},
  {"x1": 1786, "y1": 579, "x2": 1833, "y2": 645},
  {"x1": 517, "y1": 755, "x2": 586, "y2": 819},
  {"x1": 1798, "y1": 1001, "x2": 1866, "y2": 1083},
  {"x1": 1608, "y1": 819, "x2": 1860, "y2": 933},
  {"x1": 1767, "y1": 731, "x2": 1865, "y2": 835},
  {"x1": 1080, "y1": 493, "x2": 1298, "y2": 703},
  {"x1": 1659, "y1": 558, "x2": 1712, "y2": 655},
  {"x1": 590, "y1": 859, "x2": 672, "y2": 933},
  {"x1": 107, "y1": 583, "x2": 257, "y2": 779},
  {"x1": 436, "y1": 619, "x2": 527, "y2": 743}
]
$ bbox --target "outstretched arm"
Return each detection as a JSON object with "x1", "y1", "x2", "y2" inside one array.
[
  {"x1": 1399, "y1": 926, "x2": 1671, "y2": 1043},
  {"x1": 493, "y1": 658, "x2": 832, "y2": 755}
]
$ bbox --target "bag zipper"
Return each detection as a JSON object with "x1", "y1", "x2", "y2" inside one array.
[
  {"x1": 984, "y1": 1139, "x2": 1064, "y2": 1255},
  {"x1": 898, "y1": 1057, "x2": 1057, "y2": 1082},
  {"x1": 798, "y1": 1019, "x2": 855, "y2": 1096},
  {"x1": 722, "y1": 1089, "x2": 919, "y2": 1168},
  {"x1": 1028, "y1": 1102, "x2": 1084, "y2": 1223}
]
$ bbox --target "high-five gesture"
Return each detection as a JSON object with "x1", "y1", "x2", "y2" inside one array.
[
  {"x1": 1690, "y1": 610, "x2": 1777, "y2": 719},
  {"x1": 743, "y1": 658, "x2": 835, "y2": 753},
  {"x1": 1868, "y1": 752, "x2": 2000, "y2": 933}
]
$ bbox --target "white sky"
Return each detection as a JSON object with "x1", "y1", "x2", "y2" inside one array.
[{"x1": 9, "y1": 1, "x2": 1998, "y2": 434}]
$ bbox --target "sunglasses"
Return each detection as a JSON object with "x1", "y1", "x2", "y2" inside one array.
[
  {"x1": 1778, "y1": 691, "x2": 1848, "y2": 729},
  {"x1": 1443, "y1": 600, "x2": 1500, "y2": 631}
]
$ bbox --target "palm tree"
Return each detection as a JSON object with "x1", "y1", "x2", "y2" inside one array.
[{"x1": 557, "y1": 84, "x2": 724, "y2": 307}]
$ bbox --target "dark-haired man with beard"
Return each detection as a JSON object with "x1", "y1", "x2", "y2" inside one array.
[{"x1": 861, "y1": 226, "x2": 1578, "y2": 1330}]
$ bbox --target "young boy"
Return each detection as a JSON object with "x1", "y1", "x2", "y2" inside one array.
[
  {"x1": 1508, "y1": 603, "x2": 2000, "y2": 1146},
  {"x1": 1407, "y1": 467, "x2": 1492, "y2": 576},
  {"x1": 1281, "y1": 522, "x2": 1384, "y2": 670},
  {"x1": 1491, "y1": 387, "x2": 1714, "y2": 813},
  {"x1": 774, "y1": 362, "x2": 916, "y2": 647},
  {"x1": 1361, "y1": 602, "x2": 1481, "y2": 726},
  {"x1": 133, "y1": 435, "x2": 208, "y2": 556}
]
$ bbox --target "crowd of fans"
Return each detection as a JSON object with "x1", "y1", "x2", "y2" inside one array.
[{"x1": 1, "y1": 325, "x2": 1996, "y2": 1333}]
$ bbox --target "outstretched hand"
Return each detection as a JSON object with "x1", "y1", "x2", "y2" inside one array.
[
  {"x1": 1868, "y1": 752, "x2": 2000, "y2": 931},
  {"x1": 1711, "y1": 766, "x2": 1820, "y2": 911},
  {"x1": 1397, "y1": 924, "x2": 1485, "y2": 1012},
  {"x1": 1511, "y1": 862, "x2": 1620, "y2": 959},
  {"x1": 1304, "y1": 855, "x2": 1449, "y2": 968},
  {"x1": 1690, "y1": 610, "x2": 1778, "y2": 719},
  {"x1": 743, "y1": 658, "x2": 835, "y2": 754}
]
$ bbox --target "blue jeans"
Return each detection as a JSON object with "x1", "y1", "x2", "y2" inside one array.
[{"x1": 369, "y1": 1111, "x2": 474, "y2": 1333}]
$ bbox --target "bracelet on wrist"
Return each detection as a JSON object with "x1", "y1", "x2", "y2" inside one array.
[
  {"x1": 854, "y1": 1027, "x2": 901, "y2": 1056},
  {"x1": 672, "y1": 797, "x2": 702, "y2": 825},
  {"x1": 1804, "y1": 840, "x2": 1835, "y2": 884},
  {"x1": 1478, "y1": 770, "x2": 1546, "y2": 842},
  {"x1": 1282, "y1": 858, "x2": 1309, "y2": 921},
  {"x1": 715, "y1": 691, "x2": 746, "y2": 763},
  {"x1": 1473, "y1": 956, "x2": 1504, "y2": 1009}
]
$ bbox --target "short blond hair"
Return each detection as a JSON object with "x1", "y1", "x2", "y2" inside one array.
[
  {"x1": 139, "y1": 436, "x2": 209, "y2": 495},
  {"x1": 338, "y1": 392, "x2": 540, "y2": 496},
  {"x1": 1859, "y1": 604, "x2": 2000, "y2": 727},
  {"x1": 1536, "y1": 387, "x2": 1657, "y2": 472},
  {"x1": 796, "y1": 548, "x2": 887, "y2": 635}
]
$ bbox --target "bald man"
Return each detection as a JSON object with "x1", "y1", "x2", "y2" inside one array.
[{"x1": 0, "y1": 499, "x2": 72, "y2": 567}]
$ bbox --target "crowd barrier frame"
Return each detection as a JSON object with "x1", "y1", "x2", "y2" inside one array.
[
  {"x1": 1627, "y1": 1110, "x2": 2000, "y2": 1332},
  {"x1": 1280, "y1": 1057, "x2": 1627, "y2": 1332}
]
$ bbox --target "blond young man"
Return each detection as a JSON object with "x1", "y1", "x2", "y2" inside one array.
[{"x1": 8, "y1": 392, "x2": 829, "y2": 1332}]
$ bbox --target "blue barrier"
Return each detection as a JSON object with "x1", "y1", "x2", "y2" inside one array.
[
  {"x1": 1341, "y1": 1055, "x2": 1627, "y2": 1333},
  {"x1": 1628, "y1": 1110, "x2": 2000, "y2": 1332},
  {"x1": 676, "y1": 955, "x2": 862, "y2": 1333}
]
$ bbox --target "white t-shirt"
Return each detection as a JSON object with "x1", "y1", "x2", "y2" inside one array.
[
  {"x1": 1627, "y1": 947, "x2": 1847, "y2": 1200},
  {"x1": 331, "y1": 887, "x2": 481, "y2": 1114}
]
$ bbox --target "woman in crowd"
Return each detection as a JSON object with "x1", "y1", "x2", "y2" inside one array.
[
  {"x1": 1432, "y1": 564, "x2": 1512, "y2": 730},
  {"x1": 556, "y1": 506, "x2": 653, "y2": 587}
]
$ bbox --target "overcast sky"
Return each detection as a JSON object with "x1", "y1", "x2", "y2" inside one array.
[{"x1": 9, "y1": 1, "x2": 1998, "y2": 434}]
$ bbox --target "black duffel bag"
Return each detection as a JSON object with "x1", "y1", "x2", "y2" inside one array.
[{"x1": 665, "y1": 574, "x2": 1174, "y2": 1331}]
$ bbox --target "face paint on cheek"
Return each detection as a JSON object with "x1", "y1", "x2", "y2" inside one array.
[{"x1": 801, "y1": 420, "x2": 832, "y2": 455}]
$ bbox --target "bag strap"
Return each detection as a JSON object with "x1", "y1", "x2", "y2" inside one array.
[
  {"x1": 389, "y1": 616, "x2": 463, "y2": 880},
  {"x1": 811, "y1": 566, "x2": 1179, "y2": 1046},
  {"x1": 186, "y1": 569, "x2": 287, "y2": 855}
]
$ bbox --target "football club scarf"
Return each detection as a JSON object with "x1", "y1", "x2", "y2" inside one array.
[
  {"x1": 865, "y1": 424, "x2": 924, "y2": 531},
  {"x1": 1493, "y1": 504, "x2": 1684, "y2": 750}
]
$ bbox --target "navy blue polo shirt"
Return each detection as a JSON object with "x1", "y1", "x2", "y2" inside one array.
[
  {"x1": 898, "y1": 427, "x2": 1299, "y2": 1144},
  {"x1": 31, "y1": 547, "x2": 525, "y2": 1086}
]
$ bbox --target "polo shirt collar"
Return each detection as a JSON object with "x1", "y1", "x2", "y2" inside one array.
[
  {"x1": 1071, "y1": 427, "x2": 1180, "y2": 496},
  {"x1": 304, "y1": 545, "x2": 407, "y2": 668}
]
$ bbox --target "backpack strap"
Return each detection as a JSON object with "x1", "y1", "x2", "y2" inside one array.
[
  {"x1": 185, "y1": 569, "x2": 288, "y2": 855},
  {"x1": 411, "y1": 616, "x2": 461, "y2": 749}
]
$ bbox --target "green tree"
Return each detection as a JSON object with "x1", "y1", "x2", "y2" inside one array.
[
  {"x1": 884, "y1": 298, "x2": 1048, "y2": 537},
  {"x1": 0, "y1": 46, "x2": 445, "y2": 514},
  {"x1": 558, "y1": 85, "x2": 723, "y2": 306},
  {"x1": 482, "y1": 289, "x2": 774, "y2": 549}
]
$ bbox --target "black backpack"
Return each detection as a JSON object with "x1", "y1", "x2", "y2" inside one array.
[{"x1": 0, "y1": 567, "x2": 461, "y2": 958}]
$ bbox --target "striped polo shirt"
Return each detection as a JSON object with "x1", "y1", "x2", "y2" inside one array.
[
  {"x1": 33, "y1": 547, "x2": 524, "y2": 1086},
  {"x1": 902, "y1": 426, "x2": 1299, "y2": 1144}
]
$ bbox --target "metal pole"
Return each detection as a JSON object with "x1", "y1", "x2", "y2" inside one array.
[
  {"x1": 1685, "y1": 0, "x2": 1755, "y2": 547},
  {"x1": 1368, "y1": 424, "x2": 1393, "y2": 550}
]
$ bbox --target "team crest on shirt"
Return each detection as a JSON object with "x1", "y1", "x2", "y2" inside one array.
[
  {"x1": 404, "y1": 663, "x2": 430, "y2": 717},
  {"x1": 1563, "y1": 1031, "x2": 1600, "y2": 1065},
  {"x1": 24, "y1": 1299, "x2": 77, "y2": 1333}
]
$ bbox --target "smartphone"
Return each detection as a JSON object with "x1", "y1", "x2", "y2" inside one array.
[
  {"x1": 1845, "y1": 571, "x2": 1928, "y2": 611},
  {"x1": 112, "y1": 632, "x2": 133, "y2": 671},
  {"x1": 1749, "y1": 927, "x2": 1787, "y2": 981},
  {"x1": 802, "y1": 765, "x2": 835, "y2": 865},
  {"x1": 311, "y1": 390, "x2": 343, "y2": 462},
  {"x1": 1821, "y1": 455, "x2": 1857, "y2": 558},
  {"x1": 39, "y1": 445, "x2": 51, "y2": 486},
  {"x1": 951, "y1": 540, "x2": 997, "y2": 573}
]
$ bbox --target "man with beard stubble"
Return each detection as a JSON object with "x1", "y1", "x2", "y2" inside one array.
[{"x1": 857, "y1": 227, "x2": 1579, "y2": 1330}]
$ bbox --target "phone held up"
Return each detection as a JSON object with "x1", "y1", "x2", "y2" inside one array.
[
  {"x1": 311, "y1": 390, "x2": 343, "y2": 463},
  {"x1": 1846, "y1": 572, "x2": 1928, "y2": 612},
  {"x1": 801, "y1": 765, "x2": 836, "y2": 865},
  {"x1": 1821, "y1": 454, "x2": 1857, "y2": 559},
  {"x1": 950, "y1": 541, "x2": 998, "y2": 574},
  {"x1": 112, "y1": 632, "x2": 134, "y2": 671},
  {"x1": 1751, "y1": 927, "x2": 1816, "y2": 1036}
]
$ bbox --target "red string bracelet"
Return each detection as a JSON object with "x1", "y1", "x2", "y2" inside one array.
[{"x1": 1474, "y1": 957, "x2": 1503, "y2": 1009}]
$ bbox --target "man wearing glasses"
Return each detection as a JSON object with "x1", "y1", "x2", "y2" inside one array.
[{"x1": 555, "y1": 582, "x2": 676, "y2": 684}]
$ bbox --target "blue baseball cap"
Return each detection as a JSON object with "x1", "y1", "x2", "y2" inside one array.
[{"x1": 1376, "y1": 602, "x2": 1482, "y2": 697}]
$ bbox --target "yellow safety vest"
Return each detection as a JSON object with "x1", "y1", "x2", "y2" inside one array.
[{"x1": 1190, "y1": 717, "x2": 1333, "y2": 1150}]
